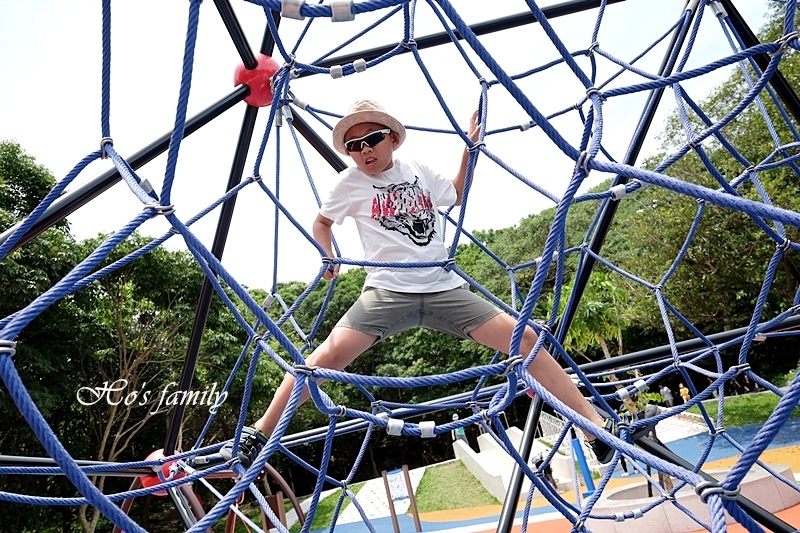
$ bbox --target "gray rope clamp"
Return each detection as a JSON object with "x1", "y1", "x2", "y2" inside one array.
[
  {"x1": 144, "y1": 203, "x2": 176, "y2": 216},
  {"x1": 575, "y1": 150, "x2": 592, "y2": 175},
  {"x1": 293, "y1": 364, "x2": 316, "y2": 376},
  {"x1": 695, "y1": 480, "x2": 740, "y2": 503},
  {"x1": 500, "y1": 355, "x2": 526, "y2": 377},
  {"x1": 467, "y1": 140, "x2": 485, "y2": 153},
  {"x1": 0, "y1": 340, "x2": 17, "y2": 358},
  {"x1": 100, "y1": 137, "x2": 113, "y2": 159},
  {"x1": 771, "y1": 31, "x2": 799, "y2": 58}
]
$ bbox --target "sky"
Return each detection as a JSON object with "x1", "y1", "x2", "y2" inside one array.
[{"x1": 0, "y1": 0, "x2": 773, "y2": 292}]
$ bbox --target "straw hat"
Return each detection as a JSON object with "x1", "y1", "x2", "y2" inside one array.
[{"x1": 332, "y1": 100, "x2": 406, "y2": 155}]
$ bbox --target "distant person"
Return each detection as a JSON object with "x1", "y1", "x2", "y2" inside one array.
[
  {"x1": 678, "y1": 383, "x2": 691, "y2": 404},
  {"x1": 473, "y1": 405, "x2": 492, "y2": 434},
  {"x1": 742, "y1": 374, "x2": 761, "y2": 392},
  {"x1": 619, "y1": 454, "x2": 630, "y2": 477},
  {"x1": 660, "y1": 384, "x2": 674, "y2": 407},
  {"x1": 707, "y1": 377, "x2": 719, "y2": 398},
  {"x1": 533, "y1": 453, "x2": 560, "y2": 492},
  {"x1": 729, "y1": 378, "x2": 745, "y2": 395},
  {"x1": 451, "y1": 414, "x2": 469, "y2": 445}
]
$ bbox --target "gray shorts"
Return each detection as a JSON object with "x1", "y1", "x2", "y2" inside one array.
[{"x1": 336, "y1": 285, "x2": 502, "y2": 341}]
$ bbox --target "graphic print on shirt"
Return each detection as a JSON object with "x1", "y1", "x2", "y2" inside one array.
[{"x1": 371, "y1": 177, "x2": 436, "y2": 246}]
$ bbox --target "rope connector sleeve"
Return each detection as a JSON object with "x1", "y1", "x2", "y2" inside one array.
[
  {"x1": 330, "y1": 65, "x2": 344, "y2": 79},
  {"x1": 419, "y1": 420, "x2": 435, "y2": 438},
  {"x1": 281, "y1": 0, "x2": 306, "y2": 20},
  {"x1": 330, "y1": 0, "x2": 355, "y2": 22},
  {"x1": 353, "y1": 58, "x2": 367, "y2": 73},
  {"x1": 609, "y1": 183, "x2": 627, "y2": 201},
  {"x1": 386, "y1": 418, "x2": 404, "y2": 436},
  {"x1": 709, "y1": 0, "x2": 727, "y2": 17},
  {"x1": 0, "y1": 340, "x2": 17, "y2": 358}
]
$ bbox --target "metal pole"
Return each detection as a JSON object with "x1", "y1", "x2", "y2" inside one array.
[
  {"x1": 496, "y1": 393, "x2": 544, "y2": 531},
  {"x1": 499, "y1": 2, "x2": 703, "y2": 530},
  {"x1": 297, "y1": 0, "x2": 625, "y2": 79},
  {"x1": 382, "y1": 470, "x2": 401, "y2": 533},
  {"x1": 719, "y1": 0, "x2": 800, "y2": 125},
  {"x1": 0, "y1": 87, "x2": 247, "y2": 252},
  {"x1": 163, "y1": 6, "x2": 281, "y2": 455}
]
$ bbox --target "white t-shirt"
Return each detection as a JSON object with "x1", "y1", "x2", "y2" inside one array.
[{"x1": 320, "y1": 159, "x2": 464, "y2": 293}]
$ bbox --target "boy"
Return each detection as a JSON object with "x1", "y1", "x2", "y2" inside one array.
[{"x1": 221, "y1": 100, "x2": 613, "y2": 467}]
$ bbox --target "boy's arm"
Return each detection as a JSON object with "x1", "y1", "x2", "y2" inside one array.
[
  {"x1": 313, "y1": 213, "x2": 339, "y2": 280},
  {"x1": 452, "y1": 110, "x2": 481, "y2": 206}
]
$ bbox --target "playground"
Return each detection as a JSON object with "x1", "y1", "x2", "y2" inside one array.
[
  {"x1": 298, "y1": 412, "x2": 800, "y2": 533},
  {"x1": 2, "y1": 1, "x2": 800, "y2": 533}
]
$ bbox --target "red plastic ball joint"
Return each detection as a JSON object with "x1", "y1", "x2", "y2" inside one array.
[
  {"x1": 140, "y1": 448, "x2": 184, "y2": 497},
  {"x1": 234, "y1": 54, "x2": 280, "y2": 107}
]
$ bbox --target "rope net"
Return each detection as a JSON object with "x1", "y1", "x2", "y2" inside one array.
[{"x1": 1, "y1": 1, "x2": 800, "y2": 532}]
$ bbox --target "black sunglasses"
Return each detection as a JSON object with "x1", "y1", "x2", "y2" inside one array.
[{"x1": 344, "y1": 128, "x2": 391, "y2": 153}]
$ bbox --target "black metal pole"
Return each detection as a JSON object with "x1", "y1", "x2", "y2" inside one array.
[
  {"x1": 290, "y1": 110, "x2": 348, "y2": 173},
  {"x1": 637, "y1": 437, "x2": 797, "y2": 533},
  {"x1": 719, "y1": 0, "x2": 800, "y2": 125},
  {"x1": 162, "y1": 105, "x2": 259, "y2": 455},
  {"x1": 0, "y1": 87, "x2": 247, "y2": 252},
  {"x1": 498, "y1": 2, "x2": 701, "y2": 530},
  {"x1": 571, "y1": 312, "x2": 800, "y2": 376},
  {"x1": 496, "y1": 393, "x2": 545, "y2": 530},
  {"x1": 297, "y1": 0, "x2": 625, "y2": 78},
  {"x1": 162, "y1": 7, "x2": 281, "y2": 455},
  {"x1": 213, "y1": 0, "x2": 258, "y2": 69}
]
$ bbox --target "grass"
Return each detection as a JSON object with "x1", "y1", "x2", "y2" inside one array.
[
  {"x1": 289, "y1": 481, "x2": 366, "y2": 532},
  {"x1": 290, "y1": 460, "x2": 498, "y2": 531},
  {"x1": 414, "y1": 460, "x2": 499, "y2": 512},
  {"x1": 687, "y1": 391, "x2": 800, "y2": 427}
]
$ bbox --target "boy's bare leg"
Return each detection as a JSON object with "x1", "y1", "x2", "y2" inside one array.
[
  {"x1": 252, "y1": 327, "x2": 378, "y2": 437},
  {"x1": 468, "y1": 313, "x2": 605, "y2": 439}
]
